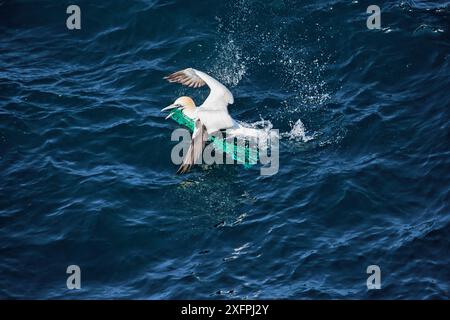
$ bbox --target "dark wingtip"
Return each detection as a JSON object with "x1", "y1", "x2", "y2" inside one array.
[{"x1": 177, "y1": 164, "x2": 192, "y2": 175}]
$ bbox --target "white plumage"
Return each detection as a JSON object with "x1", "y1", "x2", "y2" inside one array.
[{"x1": 164, "y1": 68, "x2": 235, "y2": 134}]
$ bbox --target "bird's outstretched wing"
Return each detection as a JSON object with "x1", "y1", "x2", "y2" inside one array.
[
  {"x1": 177, "y1": 119, "x2": 208, "y2": 174},
  {"x1": 165, "y1": 68, "x2": 235, "y2": 134},
  {"x1": 165, "y1": 68, "x2": 207, "y2": 89}
]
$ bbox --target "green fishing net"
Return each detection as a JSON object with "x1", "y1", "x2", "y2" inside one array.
[{"x1": 169, "y1": 108, "x2": 258, "y2": 168}]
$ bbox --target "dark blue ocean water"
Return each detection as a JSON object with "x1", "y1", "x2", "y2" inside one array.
[{"x1": 1, "y1": 0, "x2": 449, "y2": 299}]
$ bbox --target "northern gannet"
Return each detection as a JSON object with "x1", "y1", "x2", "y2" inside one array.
[{"x1": 162, "y1": 68, "x2": 262, "y2": 174}]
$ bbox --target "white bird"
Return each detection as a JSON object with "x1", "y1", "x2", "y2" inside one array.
[{"x1": 161, "y1": 68, "x2": 262, "y2": 174}]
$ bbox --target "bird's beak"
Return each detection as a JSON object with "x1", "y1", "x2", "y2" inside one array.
[
  {"x1": 161, "y1": 104, "x2": 178, "y2": 112},
  {"x1": 165, "y1": 112, "x2": 174, "y2": 120}
]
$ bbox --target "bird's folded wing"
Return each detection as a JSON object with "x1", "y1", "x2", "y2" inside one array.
[{"x1": 177, "y1": 119, "x2": 208, "y2": 174}]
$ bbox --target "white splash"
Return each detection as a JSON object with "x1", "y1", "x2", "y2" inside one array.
[
  {"x1": 230, "y1": 118, "x2": 275, "y2": 143},
  {"x1": 211, "y1": 37, "x2": 247, "y2": 87},
  {"x1": 282, "y1": 119, "x2": 315, "y2": 142}
]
